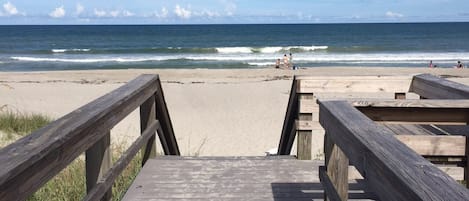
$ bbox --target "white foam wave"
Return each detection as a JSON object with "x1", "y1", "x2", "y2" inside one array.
[
  {"x1": 247, "y1": 62, "x2": 274, "y2": 66},
  {"x1": 10, "y1": 52, "x2": 469, "y2": 64},
  {"x1": 258, "y1": 47, "x2": 283, "y2": 53},
  {"x1": 216, "y1": 47, "x2": 252, "y2": 54},
  {"x1": 52, "y1": 49, "x2": 91, "y2": 53},
  {"x1": 11, "y1": 56, "x2": 171, "y2": 63},
  {"x1": 215, "y1": 46, "x2": 328, "y2": 54},
  {"x1": 289, "y1": 45, "x2": 329, "y2": 51}
]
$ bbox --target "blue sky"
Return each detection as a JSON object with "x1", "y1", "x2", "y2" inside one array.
[{"x1": 0, "y1": 0, "x2": 468, "y2": 24}]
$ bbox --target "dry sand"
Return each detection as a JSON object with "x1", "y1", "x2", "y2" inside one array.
[{"x1": 2, "y1": 67, "x2": 469, "y2": 156}]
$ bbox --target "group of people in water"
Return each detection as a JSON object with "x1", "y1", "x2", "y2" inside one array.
[
  {"x1": 429, "y1": 60, "x2": 465, "y2": 68},
  {"x1": 275, "y1": 53, "x2": 297, "y2": 70}
]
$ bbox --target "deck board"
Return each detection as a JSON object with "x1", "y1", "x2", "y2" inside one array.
[{"x1": 123, "y1": 156, "x2": 376, "y2": 201}]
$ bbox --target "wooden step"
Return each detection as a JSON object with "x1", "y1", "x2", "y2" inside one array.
[{"x1": 122, "y1": 156, "x2": 376, "y2": 201}]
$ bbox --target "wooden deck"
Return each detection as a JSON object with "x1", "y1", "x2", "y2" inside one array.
[{"x1": 123, "y1": 156, "x2": 375, "y2": 201}]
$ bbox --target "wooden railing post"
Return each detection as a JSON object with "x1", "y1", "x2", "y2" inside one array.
[
  {"x1": 140, "y1": 94, "x2": 157, "y2": 166},
  {"x1": 297, "y1": 130, "x2": 312, "y2": 160},
  {"x1": 278, "y1": 77, "x2": 299, "y2": 155},
  {"x1": 323, "y1": 132, "x2": 349, "y2": 201},
  {"x1": 86, "y1": 131, "x2": 112, "y2": 201},
  {"x1": 296, "y1": 80, "x2": 313, "y2": 160},
  {"x1": 464, "y1": 133, "x2": 469, "y2": 188}
]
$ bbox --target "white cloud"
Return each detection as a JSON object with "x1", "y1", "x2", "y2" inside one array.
[
  {"x1": 160, "y1": 7, "x2": 168, "y2": 18},
  {"x1": 174, "y1": 5, "x2": 191, "y2": 19},
  {"x1": 386, "y1": 11, "x2": 403, "y2": 18},
  {"x1": 198, "y1": 10, "x2": 220, "y2": 18},
  {"x1": 49, "y1": 6, "x2": 65, "y2": 18},
  {"x1": 123, "y1": 10, "x2": 135, "y2": 17},
  {"x1": 109, "y1": 10, "x2": 120, "y2": 17},
  {"x1": 94, "y1": 9, "x2": 106, "y2": 17},
  {"x1": 75, "y1": 3, "x2": 84, "y2": 15},
  {"x1": 93, "y1": 8, "x2": 135, "y2": 18},
  {"x1": 3, "y1": 2, "x2": 19, "y2": 16}
]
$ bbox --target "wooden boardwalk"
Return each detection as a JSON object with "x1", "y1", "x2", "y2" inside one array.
[{"x1": 123, "y1": 156, "x2": 375, "y2": 201}]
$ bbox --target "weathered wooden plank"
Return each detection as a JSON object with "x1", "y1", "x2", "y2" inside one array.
[
  {"x1": 154, "y1": 78, "x2": 180, "y2": 155},
  {"x1": 297, "y1": 77, "x2": 410, "y2": 93},
  {"x1": 324, "y1": 135, "x2": 348, "y2": 201},
  {"x1": 357, "y1": 107, "x2": 469, "y2": 123},
  {"x1": 394, "y1": 135, "x2": 466, "y2": 156},
  {"x1": 350, "y1": 99, "x2": 469, "y2": 108},
  {"x1": 140, "y1": 94, "x2": 157, "y2": 165},
  {"x1": 318, "y1": 100, "x2": 469, "y2": 201},
  {"x1": 299, "y1": 97, "x2": 317, "y2": 114},
  {"x1": 383, "y1": 124, "x2": 442, "y2": 135},
  {"x1": 466, "y1": 135, "x2": 469, "y2": 188},
  {"x1": 278, "y1": 77, "x2": 299, "y2": 155},
  {"x1": 0, "y1": 74, "x2": 160, "y2": 201},
  {"x1": 123, "y1": 157, "x2": 323, "y2": 201},
  {"x1": 84, "y1": 120, "x2": 160, "y2": 201},
  {"x1": 409, "y1": 74, "x2": 469, "y2": 99},
  {"x1": 86, "y1": 132, "x2": 112, "y2": 201},
  {"x1": 296, "y1": 120, "x2": 322, "y2": 131},
  {"x1": 319, "y1": 166, "x2": 343, "y2": 201},
  {"x1": 297, "y1": 131, "x2": 312, "y2": 160}
]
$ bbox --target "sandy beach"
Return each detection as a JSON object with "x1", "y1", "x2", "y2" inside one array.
[{"x1": 2, "y1": 67, "x2": 469, "y2": 156}]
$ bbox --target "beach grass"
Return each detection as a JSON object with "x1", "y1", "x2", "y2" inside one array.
[
  {"x1": 0, "y1": 110, "x2": 142, "y2": 201},
  {"x1": 27, "y1": 147, "x2": 142, "y2": 201},
  {"x1": 0, "y1": 109, "x2": 51, "y2": 140}
]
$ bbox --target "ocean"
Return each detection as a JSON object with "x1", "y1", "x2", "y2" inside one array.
[{"x1": 0, "y1": 23, "x2": 468, "y2": 71}]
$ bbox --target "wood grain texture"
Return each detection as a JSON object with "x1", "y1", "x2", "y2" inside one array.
[
  {"x1": 0, "y1": 74, "x2": 160, "y2": 201},
  {"x1": 278, "y1": 77, "x2": 299, "y2": 155},
  {"x1": 318, "y1": 100, "x2": 469, "y2": 201},
  {"x1": 140, "y1": 94, "x2": 157, "y2": 165},
  {"x1": 297, "y1": 77, "x2": 410, "y2": 93},
  {"x1": 466, "y1": 135, "x2": 469, "y2": 188},
  {"x1": 154, "y1": 78, "x2": 180, "y2": 155},
  {"x1": 84, "y1": 121, "x2": 160, "y2": 201},
  {"x1": 323, "y1": 135, "x2": 349, "y2": 201},
  {"x1": 297, "y1": 131, "x2": 312, "y2": 160},
  {"x1": 394, "y1": 135, "x2": 466, "y2": 156},
  {"x1": 319, "y1": 166, "x2": 343, "y2": 201},
  {"x1": 357, "y1": 107, "x2": 469, "y2": 123},
  {"x1": 350, "y1": 99, "x2": 469, "y2": 108},
  {"x1": 123, "y1": 157, "x2": 320, "y2": 201},
  {"x1": 86, "y1": 132, "x2": 112, "y2": 201},
  {"x1": 409, "y1": 74, "x2": 469, "y2": 99}
]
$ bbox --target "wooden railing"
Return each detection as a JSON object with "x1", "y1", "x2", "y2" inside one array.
[
  {"x1": 278, "y1": 75, "x2": 410, "y2": 160},
  {"x1": 406, "y1": 73, "x2": 469, "y2": 186},
  {"x1": 410, "y1": 73, "x2": 469, "y2": 99},
  {"x1": 278, "y1": 76, "x2": 315, "y2": 160},
  {"x1": 319, "y1": 100, "x2": 469, "y2": 201},
  {"x1": 0, "y1": 74, "x2": 179, "y2": 201}
]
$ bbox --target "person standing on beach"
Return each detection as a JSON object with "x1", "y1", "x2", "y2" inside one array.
[
  {"x1": 429, "y1": 60, "x2": 433, "y2": 68},
  {"x1": 283, "y1": 54, "x2": 289, "y2": 69},
  {"x1": 275, "y1": 59, "x2": 280, "y2": 69},
  {"x1": 289, "y1": 53, "x2": 294, "y2": 69}
]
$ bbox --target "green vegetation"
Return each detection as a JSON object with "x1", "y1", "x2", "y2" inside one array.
[
  {"x1": 27, "y1": 148, "x2": 142, "y2": 201},
  {"x1": 0, "y1": 110, "x2": 51, "y2": 140},
  {"x1": 0, "y1": 110, "x2": 142, "y2": 201}
]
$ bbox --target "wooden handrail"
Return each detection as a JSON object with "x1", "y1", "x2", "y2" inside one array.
[
  {"x1": 410, "y1": 73, "x2": 469, "y2": 99},
  {"x1": 278, "y1": 76, "x2": 299, "y2": 155},
  {"x1": 319, "y1": 100, "x2": 469, "y2": 200},
  {"x1": 0, "y1": 74, "x2": 179, "y2": 201},
  {"x1": 84, "y1": 120, "x2": 160, "y2": 201}
]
